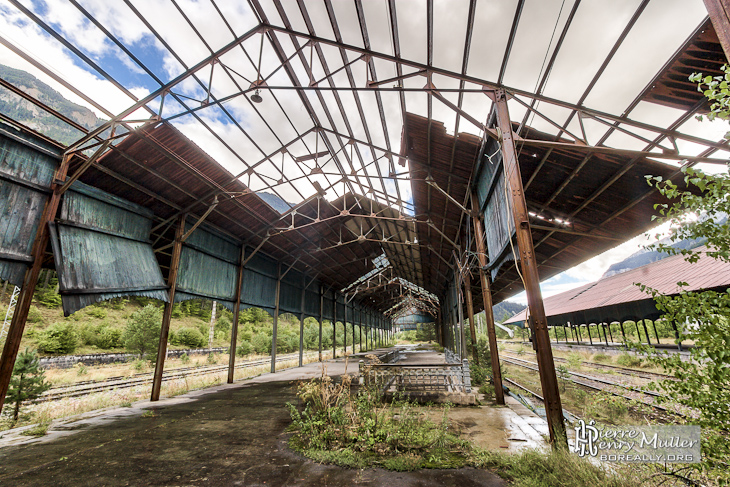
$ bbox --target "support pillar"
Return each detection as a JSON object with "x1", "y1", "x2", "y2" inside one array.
[
  {"x1": 704, "y1": 0, "x2": 730, "y2": 61},
  {"x1": 463, "y1": 270, "x2": 480, "y2": 366},
  {"x1": 343, "y1": 302, "x2": 348, "y2": 355},
  {"x1": 471, "y1": 195, "x2": 505, "y2": 405},
  {"x1": 641, "y1": 319, "x2": 652, "y2": 345},
  {"x1": 671, "y1": 321, "x2": 683, "y2": 351},
  {"x1": 151, "y1": 215, "x2": 185, "y2": 401},
  {"x1": 619, "y1": 321, "x2": 627, "y2": 344},
  {"x1": 299, "y1": 276, "x2": 306, "y2": 367},
  {"x1": 0, "y1": 154, "x2": 71, "y2": 412},
  {"x1": 332, "y1": 293, "x2": 337, "y2": 359},
  {"x1": 227, "y1": 246, "x2": 246, "y2": 383},
  {"x1": 493, "y1": 88, "x2": 566, "y2": 446},
  {"x1": 318, "y1": 285, "x2": 323, "y2": 361},
  {"x1": 586, "y1": 324, "x2": 593, "y2": 345},
  {"x1": 270, "y1": 262, "x2": 282, "y2": 374}
]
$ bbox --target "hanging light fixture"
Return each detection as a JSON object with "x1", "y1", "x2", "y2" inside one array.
[{"x1": 250, "y1": 89, "x2": 263, "y2": 103}]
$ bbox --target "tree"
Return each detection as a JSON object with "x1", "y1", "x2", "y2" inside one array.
[
  {"x1": 123, "y1": 304, "x2": 162, "y2": 361},
  {"x1": 4, "y1": 349, "x2": 50, "y2": 421},
  {"x1": 636, "y1": 66, "x2": 730, "y2": 475}
]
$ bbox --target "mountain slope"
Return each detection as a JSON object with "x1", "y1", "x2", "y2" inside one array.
[{"x1": 0, "y1": 64, "x2": 105, "y2": 145}]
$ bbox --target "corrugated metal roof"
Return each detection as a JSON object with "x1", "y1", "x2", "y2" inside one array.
[{"x1": 504, "y1": 246, "x2": 730, "y2": 325}]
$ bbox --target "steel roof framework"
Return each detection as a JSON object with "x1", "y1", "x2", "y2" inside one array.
[{"x1": 0, "y1": 0, "x2": 727, "y2": 318}]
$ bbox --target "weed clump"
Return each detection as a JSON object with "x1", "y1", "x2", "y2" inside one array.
[{"x1": 286, "y1": 360, "x2": 468, "y2": 471}]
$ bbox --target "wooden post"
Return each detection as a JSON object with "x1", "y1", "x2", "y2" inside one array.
[
  {"x1": 299, "y1": 275, "x2": 306, "y2": 367},
  {"x1": 492, "y1": 88, "x2": 566, "y2": 446},
  {"x1": 463, "y1": 270, "x2": 480, "y2": 366},
  {"x1": 151, "y1": 215, "x2": 185, "y2": 401},
  {"x1": 471, "y1": 200, "x2": 505, "y2": 404},
  {"x1": 704, "y1": 0, "x2": 730, "y2": 61},
  {"x1": 0, "y1": 154, "x2": 71, "y2": 412},
  {"x1": 318, "y1": 285, "x2": 323, "y2": 361},
  {"x1": 227, "y1": 246, "x2": 245, "y2": 383},
  {"x1": 270, "y1": 262, "x2": 281, "y2": 374}
]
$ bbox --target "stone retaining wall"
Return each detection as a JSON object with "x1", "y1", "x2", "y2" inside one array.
[{"x1": 39, "y1": 347, "x2": 229, "y2": 369}]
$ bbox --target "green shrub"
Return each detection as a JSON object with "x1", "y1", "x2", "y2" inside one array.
[
  {"x1": 95, "y1": 326, "x2": 122, "y2": 349},
  {"x1": 469, "y1": 363, "x2": 491, "y2": 386},
  {"x1": 85, "y1": 306, "x2": 107, "y2": 319},
  {"x1": 36, "y1": 322, "x2": 77, "y2": 354},
  {"x1": 616, "y1": 353, "x2": 642, "y2": 368},
  {"x1": 251, "y1": 333, "x2": 271, "y2": 355},
  {"x1": 566, "y1": 352, "x2": 583, "y2": 368},
  {"x1": 236, "y1": 341, "x2": 253, "y2": 357},
  {"x1": 123, "y1": 304, "x2": 162, "y2": 360},
  {"x1": 36, "y1": 288, "x2": 62, "y2": 308},
  {"x1": 217, "y1": 315, "x2": 232, "y2": 334},
  {"x1": 27, "y1": 306, "x2": 44, "y2": 324},
  {"x1": 592, "y1": 353, "x2": 611, "y2": 363},
  {"x1": 175, "y1": 327, "x2": 206, "y2": 348},
  {"x1": 180, "y1": 353, "x2": 190, "y2": 364},
  {"x1": 478, "y1": 383, "x2": 494, "y2": 399}
]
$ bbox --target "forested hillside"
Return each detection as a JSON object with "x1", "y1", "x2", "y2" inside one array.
[{"x1": 0, "y1": 64, "x2": 105, "y2": 145}]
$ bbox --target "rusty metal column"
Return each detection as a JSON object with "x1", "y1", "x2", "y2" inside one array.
[
  {"x1": 227, "y1": 246, "x2": 245, "y2": 383},
  {"x1": 318, "y1": 284, "x2": 323, "y2": 362},
  {"x1": 332, "y1": 293, "x2": 337, "y2": 359},
  {"x1": 152, "y1": 215, "x2": 185, "y2": 401},
  {"x1": 493, "y1": 88, "x2": 566, "y2": 446},
  {"x1": 463, "y1": 270, "x2": 480, "y2": 366},
  {"x1": 343, "y1": 301, "x2": 348, "y2": 355},
  {"x1": 298, "y1": 275, "x2": 306, "y2": 367},
  {"x1": 270, "y1": 262, "x2": 281, "y2": 374},
  {"x1": 0, "y1": 154, "x2": 71, "y2": 412},
  {"x1": 705, "y1": 0, "x2": 730, "y2": 60},
  {"x1": 471, "y1": 208, "x2": 505, "y2": 404}
]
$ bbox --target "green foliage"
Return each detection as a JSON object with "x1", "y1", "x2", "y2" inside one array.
[
  {"x1": 4, "y1": 349, "x2": 50, "y2": 421},
  {"x1": 414, "y1": 323, "x2": 436, "y2": 342},
  {"x1": 251, "y1": 333, "x2": 272, "y2": 355},
  {"x1": 35, "y1": 287, "x2": 61, "y2": 308},
  {"x1": 566, "y1": 352, "x2": 583, "y2": 368},
  {"x1": 21, "y1": 422, "x2": 50, "y2": 437},
  {"x1": 690, "y1": 65, "x2": 730, "y2": 137},
  {"x1": 123, "y1": 304, "x2": 161, "y2": 360},
  {"x1": 27, "y1": 306, "x2": 44, "y2": 324},
  {"x1": 616, "y1": 353, "x2": 642, "y2": 368},
  {"x1": 36, "y1": 322, "x2": 77, "y2": 354},
  {"x1": 180, "y1": 353, "x2": 190, "y2": 364},
  {"x1": 173, "y1": 327, "x2": 206, "y2": 348},
  {"x1": 287, "y1": 368, "x2": 468, "y2": 470},
  {"x1": 80, "y1": 322, "x2": 122, "y2": 349},
  {"x1": 556, "y1": 364, "x2": 570, "y2": 392},
  {"x1": 470, "y1": 447, "x2": 636, "y2": 487},
  {"x1": 85, "y1": 306, "x2": 107, "y2": 319},
  {"x1": 641, "y1": 100, "x2": 730, "y2": 473},
  {"x1": 469, "y1": 363, "x2": 491, "y2": 386},
  {"x1": 236, "y1": 341, "x2": 253, "y2": 357},
  {"x1": 591, "y1": 353, "x2": 610, "y2": 363}
]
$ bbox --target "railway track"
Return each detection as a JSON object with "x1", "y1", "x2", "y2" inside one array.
[
  {"x1": 38, "y1": 351, "x2": 320, "y2": 402},
  {"x1": 500, "y1": 356, "x2": 678, "y2": 414},
  {"x1": 502, "y1": 352, "x2": 674, "y2": 381}
]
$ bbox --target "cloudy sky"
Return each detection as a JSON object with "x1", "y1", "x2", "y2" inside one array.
[{"x1": 0, "y1": 0, "x2": 727, "y2": 301}]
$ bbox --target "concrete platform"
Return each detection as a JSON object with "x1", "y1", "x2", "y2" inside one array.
[{"x1": 0, "y1": 353, "x2": 544, "y2": 486}]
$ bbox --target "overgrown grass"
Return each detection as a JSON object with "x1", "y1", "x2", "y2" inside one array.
[
  {"x1": 471, "y1": 448, "x2": 636, "y2": 487},
  {"x1": 287, "y1": 360, "x2": 470, "y2": 471}
]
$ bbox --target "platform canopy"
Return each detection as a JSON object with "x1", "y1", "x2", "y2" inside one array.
[{"x1": 0, "y1": 0, "x2": 728, "y2": 320}]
